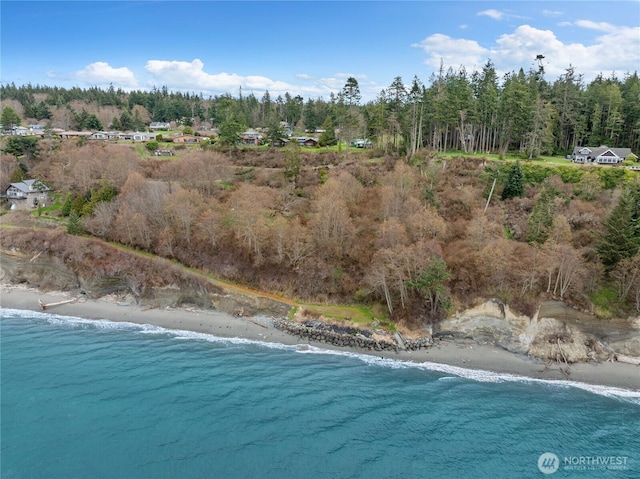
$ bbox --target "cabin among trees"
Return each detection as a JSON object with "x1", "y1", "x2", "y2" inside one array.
[
  {"x1": 297, "y1": 137, "x2": 319, "y2": 147},
  {"x1": 242, "y1": 129, "x2": 263, "y2": 146}
]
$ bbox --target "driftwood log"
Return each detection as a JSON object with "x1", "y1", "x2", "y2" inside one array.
[
  {"x1": 614, "y1": 354, "x2": 640, "y2": 366},
  {"x1": 38, "y1": 298, "x2": 77, "y2": 311}
]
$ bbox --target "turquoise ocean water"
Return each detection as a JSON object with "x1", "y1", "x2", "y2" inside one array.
[{"x1": 2, "y1": 308, "x2": 639, "y2": 479}]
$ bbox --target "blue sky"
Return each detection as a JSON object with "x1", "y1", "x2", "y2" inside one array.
[{"x1": 1, "y1": 1, "x2": 639, "y2": 101}]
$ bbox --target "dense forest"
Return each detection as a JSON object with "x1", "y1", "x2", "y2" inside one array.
[{"x1": 1, "y1": 61, "x2": 640, "y2": 156}]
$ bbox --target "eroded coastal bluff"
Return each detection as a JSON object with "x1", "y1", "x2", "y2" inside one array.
[{"x1": 1, "y1": 243, "x2": 639, "y2": 369}]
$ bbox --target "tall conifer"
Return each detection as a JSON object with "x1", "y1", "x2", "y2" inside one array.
[{"x1": 501, "y1": 161, "x2": 524, "y2": 200}]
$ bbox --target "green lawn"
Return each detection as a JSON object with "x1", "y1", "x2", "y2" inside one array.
[{"x1": 438, "y1": 149, "x2": 573, "y2": 166}]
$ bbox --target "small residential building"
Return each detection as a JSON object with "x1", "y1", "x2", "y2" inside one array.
[
  {"x1": 150, "y1": 122, "x2": 171, "y2": 130},
  {"x1": 89, "y1": 131, "x2": 110, "y2": 140},
  {"x1": 242, "y1": 129, "x2": 263, "y2": 146},
  {"x1": 297, "y1": 137, "x2": 318, "y2": 147},
  {"x1": 133, "y1": 132, "x2": 155, "y2": 141},
  {"x1": 571, "y1": 146, "x2": 633, "y2": 165},
  {"x1": 173, "y1": 134, "x2": 201, "y2": 144},
  {"x1": 3, "y1": 179, "x2": 51, "y2": 209},
  {"x1": 58, "y1": 131, "x2": 93, "y2": 139},
  {"x1": 351, "y1": 139, "x2": 373, "y2": 148},
  {"x1": 12, "y1": 126, "x2": 29, "y2": 136}
]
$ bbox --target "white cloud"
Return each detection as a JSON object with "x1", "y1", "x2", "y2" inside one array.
[
  {"x1": 413, "y1": 23, "x2": 640, "y2": 83},
  {"x1": 412, "y1": 34, "x2": 489, "y2": 72},
  {"x1": 73, "y1": 62, "x2": 138, "y2": 88},
  {"x1": 574, "y1": 20, "x2": 615, "y2": 31},
  {"x1": 542, "y1": 10, "x2": 563, "y2": 17},
  {"x1": 494, "y1": 25, "x2": 562, "y2": 67},
  {"x1": 478, "y1": 9, "x2": 505, "y2": 21},
  {"x1": 145, "y1": 59, "x2": 293, "y2": 93},
  {"x1": 477, "y1": 9, "x2": 528, "y2": 21},
  {"x1": 143, "y1": 58, "x2": 347, "y2": 99},
  {"x1": 143, "y1": 59, "x2": 379, "y2": 100}
]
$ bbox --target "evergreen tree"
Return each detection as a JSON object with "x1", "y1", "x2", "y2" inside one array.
[
  {"x1": 318, "y1": 117, "x2": 337, "y2": 147},
  {"x1": 342, "y1": 77, "x2": 361, "y2": 106},
  {"x1": 66, "y1": 212, "x2": 85, "y2": 235},
  {"x1": 497, "y1": 69, "x2": 533, "y2": 154},
  {"x1": 387, "y1": 76, "x2": 408, "y2": 151},
  {"x1": 131, "y1": 110, "x2": 145, "y2": 131},
  {"x1": 501, "y1": 161, "x2": 524, "y2": 200},
  {"x1": 284, "y1": 94, "x2": 303, "y2": 127},
  {"x1": 597, "y1": 184, "x2": 640, "y2": 270},
  {"x1": 620, "y1": 72, "x2": 640, "y2": 152},
  {"x1": 217, "y1": 117, "x2": 244, "y2": 156},
  {"x1": 3, "y1": 136, "x2": 40, "y2": 160},
  {"x1": 472, "y1": 61, "x2": 499, "y2": 154},
  {"x1": 527, "y1": 187, "x2": 556, "y2": 243},
  {"x1": 85, "y1": 114, "x2": 103, "y2": 131},
  {"x1": 551, "y1": 66, "x2": 583, "y2": 153},
  {"x1": 283, "y1": 141, "x2": 302, "y2": 187},
  {"x1": 265, "y1": 114, "x2": 285, "y2": 146},
  {"x1": 61, "y1": 194, "x2": 73, "y2": 217},
  {"x1": 407, "y1": 257, "x2": 451, "y2": 320},
  {"x1": 303, "y1": 99, "x2": 318, "y2": 133},
  {"x1": 10, "y1": 167, "x2": 27, "y2": 183},
  {"x1": 34, "y1": 101, "x2": 52, "y2": 120},
  {"x1": 1, "y1": 105, "x2": 21, "y2": 128}
]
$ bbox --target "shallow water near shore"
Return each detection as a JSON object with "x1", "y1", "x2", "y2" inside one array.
[{"x1": 2, "y1": 308, "x2": 640, "y2": 478}]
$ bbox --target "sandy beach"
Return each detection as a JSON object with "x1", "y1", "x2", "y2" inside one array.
[{"x1": 2, "y1": 285, "x2": 639, "y2": 391}]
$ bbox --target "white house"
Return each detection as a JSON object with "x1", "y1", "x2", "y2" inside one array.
[
  {"x1": 571, "y1": 146, "x2": 633, "y2": 165},
  {"x1": 11, "y1": 126, "x2": 29, "y2": 136},
  {"x1": 149, "y1": 122, "x2": 171, "y2": 130},
  {"x1": 89, "y1": 131, "x2": 110, "y2": 140}
]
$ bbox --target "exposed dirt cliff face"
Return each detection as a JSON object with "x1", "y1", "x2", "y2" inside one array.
[
  {"x1": 0, "y1": 247, "x2": 291, "y2": 319},
  {"x1": 437, "y1": 299, "x2": 640, "y2": 362}
]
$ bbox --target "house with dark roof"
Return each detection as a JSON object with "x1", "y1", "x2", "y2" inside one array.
[
  {"x1": 297, "y1": 137, "x2": 319, "y2": 147},
  {"x1": 3, "y1": 179, "x2": 51, "y2": 209},
  {"x1": 571, "y1": 146, "x2": 633, "y2": 165}
]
